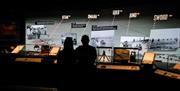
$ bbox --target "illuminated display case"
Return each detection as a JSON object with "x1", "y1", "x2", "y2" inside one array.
[
  {"x1": 96, "y1": 47, "x2": 140, "y2": 64},
  {"x1": 114, "y1": 48, "x2": 130, "y2": 64},
  {"x1": 96, "y1": 47, "x2": 113, "y2": 63},
  {"x1": 10, "y1": 44, "x2": 60, "y2": 64},
  {"x1": 113, "y1": 47, "x2": 140, "y2": 64},
  {"x1": 154, "y1": 54, "x2": 180, "y2": 73},
  {"x1": 96, "y1": 47, "x2": 141, "y2": 71},
  {"x1": 153, "y1": 54, "x2": 180, "y2": 80}
]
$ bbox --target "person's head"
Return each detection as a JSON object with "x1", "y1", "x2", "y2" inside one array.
[
  {"x1": 34, "y1": 45, "x2": 40, "y2": 51},
  {"x1": 81, "y1": 35, "x2": 89, "y2": 46},
  {"x1": 64, "y1": 37, "x2": 74, "y2": 50},
  {"x1": 27, "y1": 25, "x2": 31, "y2": 29}
]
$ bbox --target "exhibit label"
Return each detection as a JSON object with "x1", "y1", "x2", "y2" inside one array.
[
  {"x1": 71, "y1": 23, "x2": 86, "y2": 28},
  {"x1": 92, "y1": 25, "x2": 117, "y2": 31},
  {"x1": 35, "y1": 20, "x2": 55, "y2": 25}
]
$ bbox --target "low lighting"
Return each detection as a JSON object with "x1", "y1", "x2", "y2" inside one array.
[
  {"x1": 169, "y1": 14, "x2": 173, "y2": 17},
  {"x1": 54, "y1": 60, "x2": 58, "y2": 64}
]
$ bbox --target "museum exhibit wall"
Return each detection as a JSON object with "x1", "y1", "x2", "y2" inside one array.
[{"x1": 25, "y1": 9, "x2": 180, "y2": 56}]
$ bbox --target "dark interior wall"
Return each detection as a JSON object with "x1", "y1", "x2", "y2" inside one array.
[{"x1": 0, "y1": 11, "x2": 25, "y2": 45}]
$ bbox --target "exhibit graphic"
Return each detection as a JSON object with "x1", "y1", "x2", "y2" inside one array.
[
  {"x1": 61, "y1": 33, "x2": 77, "y2": 45},
  {"x1": 26, "y1": 25, "x2": 48, "y2": 40},
  {"x1": 97, "y1": 47, "x2": 112, "y2": 63},
  {"x1": 155, "y1": 53, "x2": 180, "y2": 64},
  {"x1": 114, "y1": 49, "x2": 130, "y2": 63},
  {"x1": 149, "y1": 28, "x2": 180, "y2": 52},
  {"x1": 120, "y1": 36, "x2": 149, "y2": 59},
  {"x1": 26, "y1": 25, "x2": 49, "y2": 51},
  {"x1": 91, "y1": 30, "x2": 114, "y2": 47}
]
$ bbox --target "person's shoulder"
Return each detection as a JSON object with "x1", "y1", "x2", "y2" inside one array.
[
  {"x1": 75, "y1": 45, "x2": 83, "y2": 50},
  {"x1": 88, "y1": 45, "x2": 96, "y2": 49},
  {"x1": 58, "y1": 50, "x2": 64, "y2": 54}
]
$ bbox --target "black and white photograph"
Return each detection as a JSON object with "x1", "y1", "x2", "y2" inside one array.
[
  {"x1": 91, "y1": 30, "x2": 114, "y2": 47},
  {"x1": 120, "y1": 36, "x2": 149, "y2": 59},
  {"x1": 96, "y1": 47, "x2": 112, "y2": 63},
  {"x1": 149, "y1": 28, "x2": 180, "y2": 52},
  {"x1": 148, "y1": 38, "x2": 179, "y2": 51},
  {"x1": 26, "y1": 25, "x2": 48, "y2": 40},
  {"x1": 26, "y1": 25, "x2": 50, "y2": 51},
  {"x1": 61, "y1": 33, "x2": 77, "y2": 45}
]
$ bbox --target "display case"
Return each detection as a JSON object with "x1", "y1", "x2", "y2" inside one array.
[
  {"x1": 154, "y1": 53, "x2": 180, "y2": 80},
  {"x1": 10, "y1": 44, "x2": 60, "y2": 64},
  {"x1": 113, "y1": 47, "x2": 140, "y2": 64},
  {"x1": 154, "y1": 53, "x2": 180, "y2": 72},
  {"x1": 96, "y1": 47, "x2": 141, "y2": 71},
  {"x1": 149, "y1": 38, "x2": 179, "y2": 51},
  {"x1": 96, "y1": 47, "x2": 113, "y2": 63}
]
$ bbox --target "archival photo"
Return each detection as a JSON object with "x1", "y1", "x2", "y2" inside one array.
[
  {"x1": 149, "y1": 28, "x2": 180, "y2": 52},
  {"x1": 96, "y1": 47, "x2": 112, "y2": 63},
  {"x1": 91, "y1": 30, "x2": 114, "y2": 47},
  {"x1": 61, "y1": 33, "x2": 77, "y2": 45},
  {"x1": 26, "y1": 25, "x2": 48, "y2": 40},
  {"x1": 120, "y1": 36, "x2": 149, "y2": 60}
]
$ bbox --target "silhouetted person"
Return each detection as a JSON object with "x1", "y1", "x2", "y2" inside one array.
[
  {"x1": 75, "y1": 35, "x2": 97, "y2": 69},
  {"x1": 58, "y1": 37, "x2": 75, "y2": 65},
  {"x1": 37, "y1": 29, "x2": 41, "y2": 39}
]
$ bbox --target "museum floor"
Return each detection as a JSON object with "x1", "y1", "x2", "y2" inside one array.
[{"x1": 0, "y1": 63, "x2": 179, "y2": 91}]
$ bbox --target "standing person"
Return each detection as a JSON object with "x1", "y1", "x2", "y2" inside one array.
[
  {"x1": 37, "y1": 29, "x2": 41, "y2": 39},
  {"x1": 26, "y1": 26, "x2": 32, "y2": 39},
  {"x1": 58, "y1": 37, "x2": 75, "y2": 65},
  {"x1": 123, "y1": 41, "x2": 128, "y2": 48},
  {"x1": 32, "y1": 28, "x2": 36, "y2": 39},
  {"x1": 75, "y1": 35, "x2": 97, "y2": 69},
  {"x1": 58, "y1": 37, "x2": 75, "y2": 85}
]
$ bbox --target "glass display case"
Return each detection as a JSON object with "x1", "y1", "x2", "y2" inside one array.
[
  {"x1": 113, "y1": 47, "x2": 140, "y2": 64},
  {"x1": 154, "y1": 53, "x2": 180, "y2": 73},
  {"x1": 96, "y1": 47, "x2": 113, "y2": 63},
  {"x1": 153, "y1": 53, "x2": 180, "y2": 80},
  {"x1": 96, "y1": 47, "x2": 141, "y2": 71},
  {"x1": 96, "y1": 47, "x2": 140, "y2": 64},
  {"x1": 10, "y1": 44, "x2": 60, "y2": 64}
]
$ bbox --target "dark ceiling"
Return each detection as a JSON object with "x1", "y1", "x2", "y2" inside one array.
[
  {"x1": 2, "y1": 0, "x2": 179, "y2": 10},
  {"x1": 0, "y1": 0, "x2": 179, "y2": 17}
]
